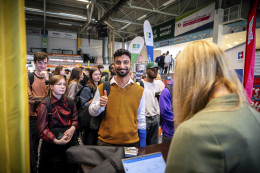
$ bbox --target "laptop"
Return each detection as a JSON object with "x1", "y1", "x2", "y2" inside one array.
[{"x1": 122, "y1": 152, "x2": 166, "y2": 173}]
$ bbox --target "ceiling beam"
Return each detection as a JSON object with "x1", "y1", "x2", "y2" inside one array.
[
  {"x1": 96, "y1": 0, "x2": 129, "y2": 25},
  {"x1": 110, "y1": 17, "x2": 143, "y2": 25},
  {"x1": 127, "y1": 3, "x2": 178, "y2": 16}
]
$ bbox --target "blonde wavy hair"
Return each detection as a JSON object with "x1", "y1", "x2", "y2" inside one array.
[{"x1": 174, "y1": 40, "x2": 245, "y2": 128}]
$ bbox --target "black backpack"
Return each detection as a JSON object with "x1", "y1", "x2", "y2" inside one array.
[
  {"x1": 78, "y1": 81, "x2": 110, "y2": 132},
  {"x1": 155, "y1": 56, "x2": 161, "y2": 63},
  {"x1": 165, "y1": 84, "x2": 173, "y2": 103}
]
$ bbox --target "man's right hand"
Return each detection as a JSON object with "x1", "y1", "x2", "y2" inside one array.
[{"x1": 100, "y1": 90, "x2": 108, "y2": 107}]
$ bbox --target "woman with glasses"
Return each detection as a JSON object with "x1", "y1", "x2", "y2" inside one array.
[
  {"x1": 79, "y1": 67, "x2": 102, "y2": 145},
  {"x1": 37, "y1": 75, "x2": 79, "y2": 173},
  {"x1": 66, "y1": 67, "x2": 83, "y2": 100}
]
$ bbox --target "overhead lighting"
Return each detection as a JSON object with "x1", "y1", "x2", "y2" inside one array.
[
  {"x1": 162, "y1": 0, "x2": 176, "y2": 6},
  {"x1": 76, "y1": 0, "x2": 90, "y2": 3},
  {"x1": 59, "y1": 22, "x2": 72, "y2": 26},
  {"x1": 234, "y1": 42, "x2": 239, "y2": 44},
  {"x1": 137, "y1": 15, "x2": 147, "y2": 21},
  {"x1": 239, "y1": 38, "x2": 243, "y2": 40},
  {"x1": 120, "y1": 24, "x2": 130, "y2": 30},
  {"x1": 225, "y1": 36, "x2": 228, "y2": 38}
]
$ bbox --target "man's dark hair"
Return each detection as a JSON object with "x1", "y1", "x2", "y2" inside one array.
[
  {"x1": 34, "y1": 52, "x2": 49, "y2": 63},
  {"x1": 79, "y1": 66, "x2": 84, "y2": 70},
  {"x1": 113, "y1": 49, "x2": 131, "y2": 60},
  {"x1": 109, "y1": 64, "x2": 114, "y2": 70},
  {"x1": 85, "y1": 68, "x2": 91, "y2": 72},
  {"x1": 97, "y1": 65, "x2": 104, "y2": 69}
]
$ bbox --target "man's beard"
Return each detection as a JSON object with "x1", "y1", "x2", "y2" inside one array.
[
  {"x1": 110, "y1": 71, "x2": 116, "y2": 76},
  {"x1": 147, "y1": 73, "x2": 156, "y2": 79},
  {"x1": 116, "y1": 68, "x2": 130, "y2": 77}
]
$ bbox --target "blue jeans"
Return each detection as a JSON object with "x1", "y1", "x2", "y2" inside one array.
[{"x1": 146, "y1": 115, "x2": 159, "y2": 145}]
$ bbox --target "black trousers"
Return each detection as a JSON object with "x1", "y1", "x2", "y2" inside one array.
[
  {"x1": 38, "y1": 128, "x2": 79, "y2": 173},
  {"x1": 29, "y1": 116, "x2": 40, "y2": 173}
]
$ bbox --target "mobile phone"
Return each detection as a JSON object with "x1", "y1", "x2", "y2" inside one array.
[{"x1": 57, "y1": 132, "x2": 63, "y2": 140}]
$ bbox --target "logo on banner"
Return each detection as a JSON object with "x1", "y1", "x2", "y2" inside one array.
[
  {"x1": 183, "y1": 13, "x2": 211, "y2": 27},
  {"x1": 146, "y1": 32, "x2": 151, "y2": 38},
  {"x1": 133, "y1": 44, "x2": 140, "y2": 48},
  {"x1": 177, "y1": 23, "x2": 182, "y2": 27},
  {"x1": 238, "y1": 51, "x2": 244, "y2": 59},
  {"x1": 248, "y1": 16, "x2": 254, "y2": 45}
]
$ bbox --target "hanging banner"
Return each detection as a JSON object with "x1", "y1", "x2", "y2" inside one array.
[
  {"x1": 42, "y1": 34, "x2": 47, "y2": 48},
  {"x1": 152, "y1": 19, "x2": 175, "y2": 42},
  {"x1": 128, "y1": 36, "x2": 144, "y2": 65},
  {"x1": 225, "y1": 43, "x2": 245, "y2": 83},
  {"x1": 48, "y1": 30, "x2": 77, "y2": 40},
  {"x1": 143, "y1": 20, "x2": 154, "y2": 62},
  {"x1": 243, "y1": 0, "x2": 257, "y2": 102},
  {"x1": 174, "y1": 3, "x2": 214, "y2": 37}
]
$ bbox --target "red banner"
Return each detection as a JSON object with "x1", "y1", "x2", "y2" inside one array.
[
  {"x1": 243, "y1": 0, "x2": 257, "y2": 102},
  {"x1": 251, "y1": 77, "x2": 260, "y2": 112}
]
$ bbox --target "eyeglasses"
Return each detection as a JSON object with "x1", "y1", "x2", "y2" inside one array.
[
  {"x1": 55, "y1": 83, "x2": 67, "y2": 87},
  {"x1": 93, "y1": 74, "x2": 101, "y2": 76}
]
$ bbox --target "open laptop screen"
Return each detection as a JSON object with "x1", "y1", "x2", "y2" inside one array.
[{"x1": 122, "y1": 152, "x2": 166, "y2": 173}]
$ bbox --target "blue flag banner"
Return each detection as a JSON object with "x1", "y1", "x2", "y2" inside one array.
[{"x1": 144, "y1": 20, "x2": 154, "y2": 62}]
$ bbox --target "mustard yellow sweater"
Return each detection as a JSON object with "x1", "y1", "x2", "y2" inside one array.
[{"x1": 98, "y1": 82, "x2": 144, "y2": 144}]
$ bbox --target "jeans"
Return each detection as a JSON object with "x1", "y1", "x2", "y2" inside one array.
[
  {"x1": 29, "y1": 116, "x2": 40, "y2": 173},
  {"x1": 146, "y1": 115, "x2": 159, "y2": 145}
]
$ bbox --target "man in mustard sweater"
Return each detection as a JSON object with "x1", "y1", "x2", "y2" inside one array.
[{"x1": 89, "y1": 49, "x2": 146, "y2": 147}]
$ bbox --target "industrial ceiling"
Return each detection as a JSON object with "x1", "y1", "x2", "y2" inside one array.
[{"x1": 25, "y1": 0, "x2": 251, "y2": 42}]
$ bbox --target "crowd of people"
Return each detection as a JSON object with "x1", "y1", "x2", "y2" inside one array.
[{"x1": 28, "y1": 40, "x2": 260, "y2": 173}]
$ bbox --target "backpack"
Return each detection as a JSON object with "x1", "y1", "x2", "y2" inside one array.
[
  {"x1": 165, "y1": 84, "x2": 173, "y2": 103},
  {"x1": 78, "y1": 81, "x2": 110, "y2": 132},
  {"x1": 155, "y1": 56, "x2": 161, "y2": 63},
  {"x1": 138, "y1": 80, "x2": 144, "y2": 88},
  {"x1": 158, "y1": 55, "x2": 165, "y2": 67}
]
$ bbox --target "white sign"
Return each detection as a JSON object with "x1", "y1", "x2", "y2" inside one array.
[
  {"x1": 175, "y1": 3, "x2": 215, "y2": 37},
  {"x1": 225, "y1": 43, "x2": 245, "y2": 70},
  {"x1": 128, "y1": 36, "x2": 144, "y2": 54},
  {"x1": 48, "y1": 31, "x2": 77, "y2": 40},
  {"x1": 143, "y1": 20, "x2": 153, "y2": 47}
]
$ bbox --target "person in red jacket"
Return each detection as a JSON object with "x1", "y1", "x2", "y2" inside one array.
[{"x1": 37, "y1": 75, "x2": 79, "y2": 173}]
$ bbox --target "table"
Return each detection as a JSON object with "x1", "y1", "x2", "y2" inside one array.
[
  {"x1": 137, "y1": 141, "x2": 171, "y2": 161},
  {"x1": 81, "y1": 142, "x2": 171, "y2": 172}
]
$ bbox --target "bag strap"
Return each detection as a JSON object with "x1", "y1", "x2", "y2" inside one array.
[
  {"x1": 139, "y1": 80, "x2": 144, "y2": 88},
  {"x1": 28, "y1": 72, "x2": 35, "y2": 90},
  {"x1": 103, "y1": 81, "x2": 110, "y2": 96},
  {"x1": 45, "y1": 96, "x2": 52, "y2": 115},
  {"x1": 105, "y1": 74, "x2": 109, "y2": 81},
  {"x1": 66, "y1": 96, "x2": 75, "y2": 112}
]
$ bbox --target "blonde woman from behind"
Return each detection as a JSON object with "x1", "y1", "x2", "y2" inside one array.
[{"x1": 166, "y1": 40, "x2": 260, "y2": 173}]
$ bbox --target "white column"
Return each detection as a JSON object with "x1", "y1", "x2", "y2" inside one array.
[{"x1": 213, "y1": 8, "x2": 224, "y2": 46}]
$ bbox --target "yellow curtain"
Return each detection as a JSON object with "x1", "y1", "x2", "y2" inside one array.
[{"x1": 0, "y1": 0, "x2": 30, "y2": 172}]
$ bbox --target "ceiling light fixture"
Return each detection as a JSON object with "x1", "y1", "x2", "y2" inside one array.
[
  {"x1": 234, "y1": 42, "x2": 239, "y2": 44},
  {"x1": 59, "y1": 22, "x2": 72, "y2": 26},
  {"x1": 162, "y1": 0, "x2": 176, "y2": 6},
  {"x1": 120, "y1": 24, "x2": 130, "y2": 30},
  {"x1": 76, "y1": 0, "x2": 90, "y2": 3},
  {"x1": 137, "y1": 15, "x2": 147, "y2": 21}
]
